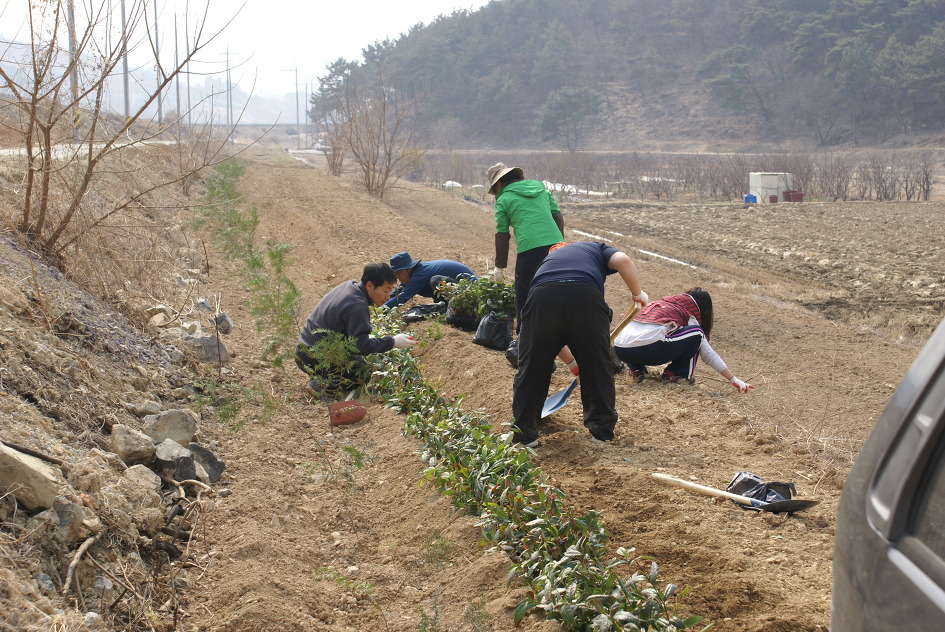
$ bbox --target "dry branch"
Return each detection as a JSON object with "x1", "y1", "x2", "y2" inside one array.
[{"x1": 61, "y1": 533, "x2": 100, "y2": 595}]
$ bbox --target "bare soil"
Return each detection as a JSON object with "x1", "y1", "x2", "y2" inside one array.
[
  {"x1": 180, "y1": 147, "x2": 943, "y2": 632},
  {"x1": 2, "y1": 143, "x2": 942, "y2": 632}
]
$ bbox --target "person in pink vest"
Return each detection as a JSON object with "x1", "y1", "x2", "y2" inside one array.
[{"x1": 612, "y1": 288, "x2": 753, "y2": 392}]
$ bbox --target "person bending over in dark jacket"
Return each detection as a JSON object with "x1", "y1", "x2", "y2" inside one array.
[
  {"x1": 297, "y1": 262, "x2": 416, "y2": 397},
  {"x1": 384, "y1": 251, "x2": 477, "y2": 308},
  {"x1": 511, "y1": 241, "x2": 648, "y2": 448}
]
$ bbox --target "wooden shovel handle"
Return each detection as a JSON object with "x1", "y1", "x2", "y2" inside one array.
[
  {"x1": 651, "y1": 472, "x2": 757, "y2": 507},
  {"x1": 610, "y1": 303, "x2": 640, "y2": 343}
]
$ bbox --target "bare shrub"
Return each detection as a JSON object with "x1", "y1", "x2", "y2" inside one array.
[
  {"x1": 818, "y1": 152, "x2": 853, "y2": 201},
  {"x1": 0, "y1": 1, "x2": 243, "y2": 276},
  {"x1": 323, "y1": 72, "x2": 423, "y2": 198}
]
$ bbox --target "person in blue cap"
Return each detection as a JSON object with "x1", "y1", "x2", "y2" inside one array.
[{"x1": 384, "y1": 251, "x2": 477, "y2": 309}]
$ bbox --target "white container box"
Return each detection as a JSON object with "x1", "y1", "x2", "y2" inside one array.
[{"x1": 749, "y1": 172, "x2": 793, "y2": 203}]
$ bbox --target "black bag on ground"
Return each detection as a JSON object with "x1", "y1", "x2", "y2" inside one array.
[
  {"x1": 444, "y1": 305, "x2": 479, "y2": 331},
  {"x1": 472, "y1": 311, "x2": 513, "y2": 350},
  {"x1": 505, "y1": 337, "x2": 520, "y2": 368},
  {"x1": 402, "y1": 302, "x2": 447, "y2": 323},
  {"x1": 726, "y1": 471, "x2": 797, "y2": 510}
]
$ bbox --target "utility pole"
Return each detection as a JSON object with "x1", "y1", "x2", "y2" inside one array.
[
  {"x1": 153, "y1": 0, "x2": 162, "y2": 128},
  {"x1": 226, "y1": 47, "x2": 232, "y2": 127},
  {"x1": 185, "y1": 9, "x2": 191, "y2": 127},
  {"x1": 295, "y1": 67, "x2": 300, "y2": 150},
  {"x1": 121, "y1": 0, "x2": 130, "y2": 123},
  {"x1": 66, "y1": 0, "x2": 79, "y2": 141},
  {"x1": 174, "y1": 13, "x2": 180, "y2": 124}
]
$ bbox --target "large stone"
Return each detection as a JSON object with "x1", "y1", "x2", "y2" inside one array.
[
  {"x1": 187, "y1": 443, "x2": 226, "y2": 483},
  {"x1": 154, "y1": 439, "x2": 196, "y2": 482},
  {"x1": 183, "y1": 333, "x2": 230, "y2": 364},
  {"x1": 213, "y1": 313, "x2": 234, "y2": 335},
  {"x1": 0, "y1": 443, "x2": 66, "y2": 510},
  {"x1": 53, "y1": 496, "x2": 99, "y2": 542},
  {"x1": 0, "y1": 284, "x2": 29, "y2": 315},
  {"x1": 144, "y1": 304, "x2": 175, "y2": 318},
  {"x1": 110, "y1": 424, "x2": 156, "y2": 466},
  {"x1": 124, "y1": 465, "x2": 162, "y2": 493},
  {"x1": 142, "y1": 409, "x2": 198, "y2": 446},
  {"x1": 148, "y1": 313, "x2": 182, "y2": 329},
  {"x1": 123, "y1": 399, "x2": 162, "y2": 416}
]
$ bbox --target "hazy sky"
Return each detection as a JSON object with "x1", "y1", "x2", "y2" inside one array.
[
  {"x1": 2, "y1": 1, "x2": 493, "y2": 97},
  {"x1": 167, "y1": 0, "x2": 494, "y2": 97},
  {"x1": 198, "y1": 0, "x2": 495, "y2": 96}
]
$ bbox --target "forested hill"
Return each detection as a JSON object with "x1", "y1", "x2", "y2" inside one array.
[{"x1": 315, "y1": 0, "x2": 945, "y2": 151}]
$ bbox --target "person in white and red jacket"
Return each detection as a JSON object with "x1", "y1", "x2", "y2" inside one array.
[{"x1": 613, "y1": 288, "x2": 753, "y2": 393}]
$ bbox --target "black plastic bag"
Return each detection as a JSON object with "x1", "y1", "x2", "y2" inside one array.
[
  {"x1": 505, "y1": 337, "x2": 520, "y2": 368},
  {"x1": 472, "y1": 311, "x2": 513, "y2": 351},
  {"x1": 726, "y1": 471, "x2": 797, "y2": 510},
  {"x1": 402, "y1": 302, "x2": 446, "y2": 323},
  {"x1": 444, "y1": 305, "x2": 479, "y2": 331}
]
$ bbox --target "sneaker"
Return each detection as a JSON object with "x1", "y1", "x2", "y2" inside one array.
[
  {"x1": 515, "y1": 437, "x2": 540, "y2": 448},
  {"x1": 661, "y1": 370, "x2": 695, "y2": 386},
  {"x1": 305, "y1": 379, "x2": 324, "y2": 397},
  {"x1": 629, "y1": 368, "x2": 646, "y2": 383}
]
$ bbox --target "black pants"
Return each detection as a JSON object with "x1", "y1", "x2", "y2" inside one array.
[
  {"x1": 613, "y1": 325, "x2": 704, "y2": 379},
  {"x1": 511, "y1": 282, "x2": 617, "y2": 443},
  {"x1": 513, "y1": 245, "x2": 553, "y2": 333}
]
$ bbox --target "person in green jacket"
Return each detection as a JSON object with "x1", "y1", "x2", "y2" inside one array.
[{"x1": 487, "y1": 162, "x2": 565, "y2": 333}]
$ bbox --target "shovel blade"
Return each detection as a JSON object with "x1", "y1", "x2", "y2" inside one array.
[
  {"x1": 541, "y1": 378, "x2": 578, "y2": 418},
  {"x1": 755, "y1": 498, "x2": 821, "y2": 514}
]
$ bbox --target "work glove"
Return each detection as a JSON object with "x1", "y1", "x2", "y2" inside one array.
[
  {"x1": 492, "y1": 267, "x2": 505, "y2": 283},
  {"x1": 632, "y1": 291, "x2": 649, "y2": 307},
  {"x1": 730, "y1": 376, "x2": 753, "y2": 393},
  {"x1": 567, "y1": 359, "x2": 579, "y2": 376},
  {"x1": 392, "y1": 334, "x2": 416, "y2": 349}
]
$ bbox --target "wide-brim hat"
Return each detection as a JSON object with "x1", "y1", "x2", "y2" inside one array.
[
  {"x1": 389, "y1": 251, "x2": 421, "y2": 272},
  {"x1": 487, "y1": 162, "x2": 524, "y2": 195}
]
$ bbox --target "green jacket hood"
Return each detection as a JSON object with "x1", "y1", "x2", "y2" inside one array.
[{"x1": 498, "y1": 179, "x2": 548, "y2": 199}]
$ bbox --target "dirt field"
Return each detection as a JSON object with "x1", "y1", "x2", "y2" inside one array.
[{"x1": 176, "y1": 148, "x2": 943, "y2": 632}]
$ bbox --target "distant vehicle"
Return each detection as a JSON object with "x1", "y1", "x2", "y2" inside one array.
[
  {"x1": 313, "y1": 141, "x2": 330, "y2": 152},
  {"x1": 832, "y1": 316, "x2": 945, "y2": 630}
]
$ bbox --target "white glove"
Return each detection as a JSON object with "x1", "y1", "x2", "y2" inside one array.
[
  {"x1": 730, "y1": 376, "x2": 753, "y2": 393},
  {"x1": 567, "y1": 359, "x2": 579, "y2": 376},
  {"x1": 632, "y1": 291, "x2": 649, "y2": 306},
  {"x1": 492, "y1": 267, "x2": 505, "y2": 283},
  {"x1": 392, "y1": 334, "x2": 416, "y2": 349}
]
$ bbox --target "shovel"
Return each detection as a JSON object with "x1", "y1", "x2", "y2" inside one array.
[
  {"x1": 652, "y1": 473, "x2": 821, "y2": 514},
  {"x1": 540, "y1": 304, "x2": 640, "y2": 418}
]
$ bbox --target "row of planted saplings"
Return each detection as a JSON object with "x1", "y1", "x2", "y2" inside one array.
[{"x1": 361, "y1": 307, "x2": 708, "y2": 631}]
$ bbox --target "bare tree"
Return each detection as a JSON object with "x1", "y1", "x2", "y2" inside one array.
[
  {"x1": 325, "y1": 72, "x2": 423, "y2": 198},
  {"x1": 0, "y1": 1, "x2": 244, "y2": 258},
  {"x1": 318, "y1": 101, "x2": 348, "y2": 177}
]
